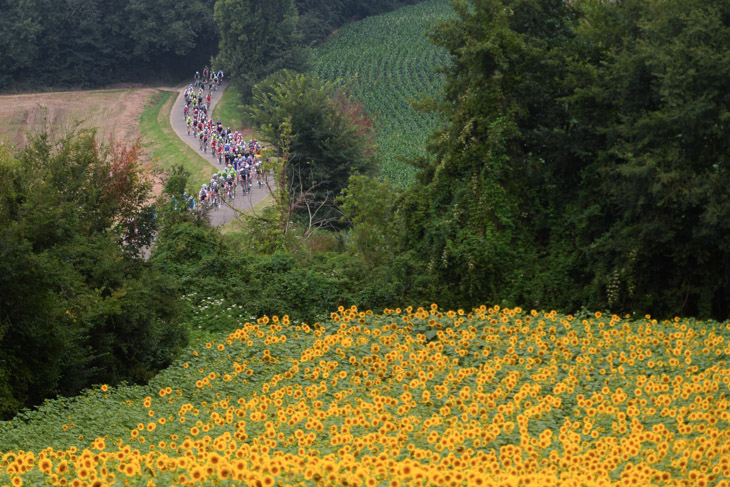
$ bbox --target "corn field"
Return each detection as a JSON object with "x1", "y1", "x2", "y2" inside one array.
[{"x1": 313, "y1": 0, "x2": 453, "y2": 188}]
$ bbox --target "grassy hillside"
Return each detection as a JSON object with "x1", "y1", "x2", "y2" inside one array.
[
  {"x1": 1, "y1": 304, "x2": 728, "y2": 486},
  {"x1": 313, "y1": 0, "x2": 453, "y2": 188}
]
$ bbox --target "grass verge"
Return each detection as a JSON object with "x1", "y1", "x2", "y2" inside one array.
[
  {"x1": 139, "y1": 90, "x2": 211, "y2": 191},
  {"x1": 211, "y1": 84, "x2": 245, "y2": 132}
]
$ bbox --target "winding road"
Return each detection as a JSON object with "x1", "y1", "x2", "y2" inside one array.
[{"x1": 168, "y1": 81, "x2": 272, "y2": 227}]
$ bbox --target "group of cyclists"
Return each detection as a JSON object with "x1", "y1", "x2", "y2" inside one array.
[{"x1": 180, "y1": 68, "x2": 268, "y2": 211}]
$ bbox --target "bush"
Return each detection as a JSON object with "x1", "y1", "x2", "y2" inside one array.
[{"x1": 0, "y1": 131, "x2": 187, "y2": 419}]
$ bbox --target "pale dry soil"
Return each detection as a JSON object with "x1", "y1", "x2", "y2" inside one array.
[{"x1": 0, "y1": 86, "x2": 181, "y2": 196}]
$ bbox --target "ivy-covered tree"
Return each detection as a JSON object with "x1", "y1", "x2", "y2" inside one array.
[
  {"x1": 397, "y1": 0, "x2": 577, "y2": 308},
  {"x1": 394, "y1": 0, "x2": 730, "y2": 319}
]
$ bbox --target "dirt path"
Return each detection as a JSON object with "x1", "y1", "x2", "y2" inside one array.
[{"x1": 168, "y1": 82, "x2": 272, "y2": 227}]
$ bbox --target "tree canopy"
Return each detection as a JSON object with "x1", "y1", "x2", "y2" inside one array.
[
  {"x1": 0, "y1": 0, "x2": 218, "y2": 89},
  {"x1": 244, "y1": 70, "x2": 376, "y2": 228},
  {"x1": 393, "y1": 0, "x2": 730, "y2": 319},
  {"x1": 0, "y1": 132, "x2": 186, "y2": 418},
  {"x1": 214, "y1": 0, "x2": 308, "y2": 100}
]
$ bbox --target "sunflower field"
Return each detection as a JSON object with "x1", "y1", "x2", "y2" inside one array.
[
  {"x1": 312, "y1": 0, "x2": 453, "y2": 188},
  {"x1": 1, "y1": 304, "x2": 729, "y2": 486}
]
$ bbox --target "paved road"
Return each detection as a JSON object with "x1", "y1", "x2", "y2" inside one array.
[{"x1": 169, "y1": 81, "x2": 272, "y2": 227}]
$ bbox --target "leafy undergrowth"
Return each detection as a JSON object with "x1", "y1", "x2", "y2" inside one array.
[{"x1": 1, "y1": 305, "x2": 729, "y2": 486}]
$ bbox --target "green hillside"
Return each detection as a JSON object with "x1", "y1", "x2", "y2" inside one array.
[{"x1": 313, "y1": 0, "x2": 453, "y2": 188}]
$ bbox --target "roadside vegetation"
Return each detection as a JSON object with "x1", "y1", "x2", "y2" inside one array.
[{"x1": 211, "y1": 86, "x2": 246, "y2": 133}]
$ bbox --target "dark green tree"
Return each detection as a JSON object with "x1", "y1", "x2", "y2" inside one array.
[
  {"x1": 244, "y1": 70, "x2": 376, "y2": 231},
  {"x1": 390, "y1": 0, "x2": 730, "y2": 318},
  {"x1": 0, "y1": 131, "x2": 186, "y2": 419},
  {"x1": 396, "y1": 0, "x2": 577, "y2": 309},
  {"x1": 567, "y1": 0, "x2": 730, "y2": 317},
  {"x1": 214, "y1": 0, "x2": 308, "y2": 100},
  {"x1": 0, "y1": 0, "x2": 218, "y2": 89}
]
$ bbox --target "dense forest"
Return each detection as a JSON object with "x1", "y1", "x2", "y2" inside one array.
[{"x1": 0, "y1": 0, "x2": 422, "y2": 89}]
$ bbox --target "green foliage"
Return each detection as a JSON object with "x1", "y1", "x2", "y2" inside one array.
[
  {"x1": 337, "y1": 174, "x2": 398, "y2": 267},
  {"x1": 214, "y1": 0, "x2": 308, "y2": 100},
  {"x1": 383, "y1": 0, "x2": 730, "y2": 319},
  {"x1": 244, "y1": 70, "x2": 377, "y2": 225},
  {"x1": 566, "y1": 0, "x2": 730, "y2": 318},
  {"x1": 389, "y1": 0, "x2": 573, "y2": 309},
  {"x1": 312, "y1": 0, "x2": 453, "y2": 187},
  {"x1": 151, "y1": 217, "x2": 406, "y2": 326},
  {"x1": 0, "y1": 131, "x2": 187, "y2": 419},
  {"x1": 0, "y1": 0, "x2": 218, "y2": 89}
]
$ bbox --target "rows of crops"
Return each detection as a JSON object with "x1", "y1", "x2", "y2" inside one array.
[
  {"x1": 2, "y1": 301, "x2": 729, "y2": 486},
  {"x1": 313, "y1": 0, "x2": 453, "y2": 188}
]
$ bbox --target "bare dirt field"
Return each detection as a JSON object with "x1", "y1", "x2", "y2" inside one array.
[
  {"x1": 0, "y1": 86, "x2": 183, "y2": 196},
  {"x1": 0, "y1": 87, "x2": 164, "y2": 148}
]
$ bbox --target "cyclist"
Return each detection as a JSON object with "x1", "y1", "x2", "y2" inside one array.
[
  {"x1": 226, "y1": 170, "x2": 235, "y2": 200},
  {"x1": 199, "y1": 184, "x2": 208, "y2": 206},
  {"x1": 221, "y1": 173, "x2": 231, "y2": 202},
  {"x1": 210, "y1": 178, "x2": 220, "y2": 208},
  {"x1": 240, "y1": 162, "x2": 250, "y2": 193},
  {"x1": 223, "y1": 141, "x2": 231, "y2": 165},
  {"x1": 202, "y1": 130, "x2": 209, "y2": 153},
  {"x1": 255, "y1": 158, "x2": 263, "y2": 187},
  {"x1": 186, "y1": 116, "x2": 193, "y2": 136}
]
